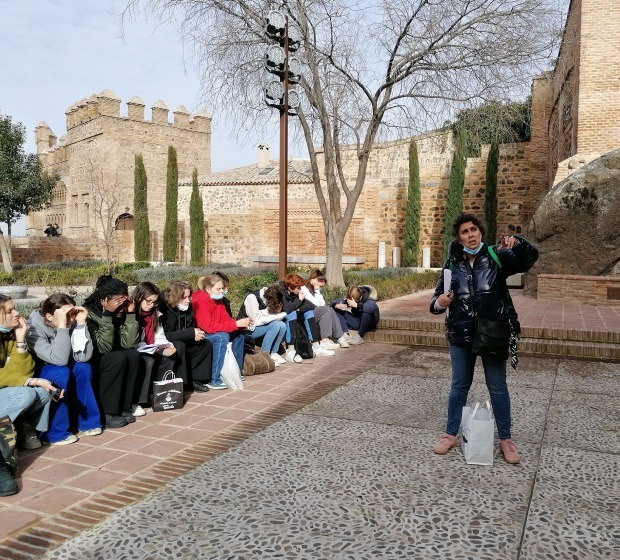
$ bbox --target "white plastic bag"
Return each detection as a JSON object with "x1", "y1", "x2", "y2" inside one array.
[
  {"x1": 220, "y1": 342, "x2": 244, "y2": 390},
  {"x1": 461, "y1": 401, "x2": 494, "y2": 465}
]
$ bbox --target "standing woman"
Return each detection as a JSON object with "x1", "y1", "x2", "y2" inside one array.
[
  {"x1": 84, "y1": 275, "x2": 140, "y2": 429},
  {"x1": 301, "y1": 270, "x2": 346, "y2": 350},
  {"x1": 430, "y1": 213, "x2": 539, "y2": 464},
  {"x1": 159, "y1": 280, "x2": 213, "y2": 393},
  {"x1": 131, "y1": 282, "x2": 178, "y2": 414},
  {"x1": 192, "y1": 275, "x2": 251, "y2": 389},
  {"x1": 27, "y1": 293, "x2": 102, "y2": 444}
]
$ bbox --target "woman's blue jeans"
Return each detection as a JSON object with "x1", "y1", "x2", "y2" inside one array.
[
  {"x1": 0, "y1": 386, "x2": 51, "y2": 433},
  {"x1": 251, "y1": 321, "x2": 286, "y2": 354},
  {"x1": 39, "y1": 362, "x2": 101, "y2": 442},
  {"x1": 205, "y1": 332, "x2": 244, "y2": 384},
  {"x1": 446, "y1": 342, "x2": 512, "y2": 439}
]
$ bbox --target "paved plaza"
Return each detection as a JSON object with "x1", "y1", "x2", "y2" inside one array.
[{"x1": 1, "y1": 290, "x2": 619, "y2": 559}]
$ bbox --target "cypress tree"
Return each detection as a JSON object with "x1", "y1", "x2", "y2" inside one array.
[
  {"x1": 163, "y1": 146, "x2": 178, "y2": 262},
  {"x1": 189, "y1": 168, "x2": 205, "y2": 265},
  {"x1": 443, "y1": 130, "x2": 466, "y2": 258},
  {"x1": 133, "y1": 154, "x2": 150, "y2": 261},
  {"x1": 484, "y1": 141, "x2": 499, "y2": 245},
  {"x1": 403, "y1": 139, "x2": 421, "y2": 267}
]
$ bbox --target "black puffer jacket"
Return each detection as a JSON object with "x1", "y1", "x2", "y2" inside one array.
[
  {"x1": 277, "y1": 281, "x2": 316, "y2": 314},
  {"x1": 430, "y1": 237, "x2": 538, "y2": 343},
  {"x1": 159, "y1": 302, "x2": 198, "y2": 342}
]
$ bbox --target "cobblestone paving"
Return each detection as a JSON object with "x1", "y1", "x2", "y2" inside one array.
[{"x1": 42, "y1": 348, "x2": 620, "y2": 560}]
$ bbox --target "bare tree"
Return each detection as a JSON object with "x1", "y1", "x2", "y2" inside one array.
[
  {"x1": 81, "y1": 149, "x2": 125, "y2": 272},
  {"x1": 125, "y1": 0, "x2": 564, "y2": 284}
]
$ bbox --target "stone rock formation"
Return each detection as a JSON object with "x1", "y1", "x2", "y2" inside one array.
[{"x1": 524, "y1": 149, "x2": 620, "y2": 295}]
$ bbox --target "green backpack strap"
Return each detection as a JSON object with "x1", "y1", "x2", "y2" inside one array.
[{"x1": 488, "y1": 245, "x2": 502, "y2": 269}]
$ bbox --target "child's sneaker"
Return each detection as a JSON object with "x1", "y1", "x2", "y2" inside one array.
[
  {"x1": 432, "y1": 433, "x2": 459, "y2": 455},
  {"x1": 500, "y1": 439, "x2": 521, "y2": 464},
  {"x1": 321, "y1": 340, "x2": 340, "y2": 351}
]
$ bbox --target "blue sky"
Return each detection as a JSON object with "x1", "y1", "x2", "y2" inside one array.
[{"x1": 1, "y1": 0, "x2": 274, "y2": 234}]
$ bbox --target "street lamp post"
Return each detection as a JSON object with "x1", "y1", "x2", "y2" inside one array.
[{"x1": 264, "y1": 10, "x2": 302, "y2": 280}]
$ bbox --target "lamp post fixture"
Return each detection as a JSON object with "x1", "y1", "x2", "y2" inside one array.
[{"x1": 264, "y1": 10, "x2": 302, "y2": 279}]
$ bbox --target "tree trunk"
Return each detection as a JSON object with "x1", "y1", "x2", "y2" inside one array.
[
  {"x1": 324, "y1": 223, "x2": 345, "y2": 286},
  {"x1": 0, "y1": 230, "x2": 13, "y2": 274}
]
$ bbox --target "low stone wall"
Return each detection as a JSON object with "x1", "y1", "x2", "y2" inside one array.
[{"x1": 537, "y1": 274, "x2": 620, "y2": 306}]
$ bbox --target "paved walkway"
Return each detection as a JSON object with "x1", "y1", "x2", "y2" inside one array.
[{"x1": 1, "y1": 291, "x2": 619, "y2": 559}]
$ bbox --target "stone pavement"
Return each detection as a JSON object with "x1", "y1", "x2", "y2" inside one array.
[{"x1": 1, "y1": 291, "x2": 619, "y2": 559}]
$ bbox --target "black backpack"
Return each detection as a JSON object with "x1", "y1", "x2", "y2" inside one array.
[{"x1": 294, "y1": 322, "x2": 314, "y2": 360}]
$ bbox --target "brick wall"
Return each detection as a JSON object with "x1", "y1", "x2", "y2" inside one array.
[{"x1": 537, "y1": 274, "x2": 620, "y2": 306}]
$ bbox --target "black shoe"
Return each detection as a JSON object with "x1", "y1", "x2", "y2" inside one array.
[
  {"x1": 192, "y1": 381, "x2": 210, "y2": 392},
  {"x1": 121, "y1": 410, "x2": 136, "y2": 423},
  {"x1": 0, "y1": 462, "x2": 18, "y2": 496},
  {"x1": 104, "y1": 414, "x2": 129, "y2": 429},
  {"x1": 15, "y1": 420, "x2": 41, "y2": 450}
]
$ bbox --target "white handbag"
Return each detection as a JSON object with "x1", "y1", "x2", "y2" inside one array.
[{"x1": 461, "y1": 401, "x2": 495, "y2": 465}]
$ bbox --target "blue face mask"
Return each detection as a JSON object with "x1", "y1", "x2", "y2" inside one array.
[
  {"x1": 463, "y1": 242, "x2": 484, "y2": 255},
  {"x1": 211, "y1": 293, "x2": 225, "y2": 301},
  {"x1": 0, "y1": 325, "x2": 12, "y2": 333}
]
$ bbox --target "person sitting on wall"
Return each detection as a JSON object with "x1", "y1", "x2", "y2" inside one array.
[
  {"x1": 131, "y1": 282, "x2": 178, "y2": 412},
  {"x1": 0, "y1": 294, "x2": 53, "y2": 495},
  {"x1": 192, "y1": 275, "x2": 251, "y2": 390},
  {"x1": 331, "y1": 285, "x2": 380, "y2": 345},
  {"x1": 159, "y1": 280, "x2": 213, "y2": 393},
  {"x1": 52, "y1": 223, "x2": 61, "y2": 236},
  {"x1": 237, "y1": 284, "x2": 288, "y2": 366},
  {"x1": 84, "y1": 276, "x2": 141, "y2": 429},
  {"x1": 27, "y1": 293, "x2": 102, "y2": 445},
  {"x1": 44, "y1": 224, "x2": 56, "y2": 237}
]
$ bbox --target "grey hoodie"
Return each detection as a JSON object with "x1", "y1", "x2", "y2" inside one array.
[{"x1": 27, "y1": 310, "x2": 93, "y2": 366}]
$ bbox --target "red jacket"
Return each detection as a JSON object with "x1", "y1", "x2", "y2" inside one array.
[{"x1": 192, "y1": 290, "x2": 238, "y2": 334}]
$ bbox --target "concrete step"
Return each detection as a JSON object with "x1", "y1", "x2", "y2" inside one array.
[{"x1": 366, "y1": 320, "x2": 620, "y2": 361}]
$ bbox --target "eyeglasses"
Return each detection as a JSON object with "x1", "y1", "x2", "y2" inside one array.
[{"x1": 143, "y1": 298, "x2": 158, "y2": 306}]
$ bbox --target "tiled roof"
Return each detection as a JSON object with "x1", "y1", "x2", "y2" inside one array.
[{"x1": 180, "y1": 159, "x2": 313, "y2": 186}]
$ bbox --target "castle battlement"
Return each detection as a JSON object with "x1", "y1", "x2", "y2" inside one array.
[{"x1": 60, "y1": 90, "x2": 211, "y2": 134}]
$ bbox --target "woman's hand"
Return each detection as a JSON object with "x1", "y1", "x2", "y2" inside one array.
[
  {"x1": 346, "y1": 298, "x2": 358, "y2": 308},
  {"x1": 437, "y1": 291, "x2": 454, "y2": 308},
  {"x1": 73, "y1": 306, "x2": 88, "y2": 325},
  {"x1": 14, "y1": 317, "x2": 29, "y2": 342},
  {"x1": 194, "y1": 328, "x2": 205, "y2": 341},
  {"x1": 125, "y1": 298, "x2": 136, "y2": 313},
  {"x1": 163, "y1": 345, "x2": 176, "y2": 356},
  {"x1": 334, "y1": 302, "x2": 348, "y2": 311},
  {"x1": 498, "y1": 234, "x2": 519, "y2": 250},
  {"x1": 29, "y1": 378, "x2": 64, "y2": 398},
  {"x1": 236, "y1": 317, "x2": 252, "y2": 329}
]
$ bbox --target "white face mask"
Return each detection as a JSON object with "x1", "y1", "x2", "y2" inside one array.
[{"x1": 177, "y1": 303, "x2": 190, "y2": 312}]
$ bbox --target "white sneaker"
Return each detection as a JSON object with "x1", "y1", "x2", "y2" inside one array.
[
  {"x1": 285, "y1": 348, "x2": 303, "y2": 363},
  {"x1": 270, "y1": 352, "x2": 287, "y2": 364},
  {"x1": 50, "y1": 434, "x2": 79, "y2": 446},
  {"x1": 131, "y1": 405, "x2": 146, "y2": 417},
  {"x1": 348, "y1": 334, "x2": 364, "y2": 345},
  {"x1": 269, "y1": 353, "x2": 281, "y2": 367},
  {"x1": 78, "y1": 427, "x2": 103, "y2": 437},
  {"x1": 313, "y1": 345, "x2": 335, "y2": 357},
  {"x1": 337, "y1": 335, "x2": 350, "y2": 348},
  {"x1": 321, "y1": 340, "x2": 340, "y2": 351}
]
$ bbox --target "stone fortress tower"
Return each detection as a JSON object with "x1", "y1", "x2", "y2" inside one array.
[{"x1": 28, "y1": 89, "x2": 211, "y2": 260}]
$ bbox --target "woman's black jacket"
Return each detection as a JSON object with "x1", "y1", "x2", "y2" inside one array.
[
  {"x1": 159, "y1": 302, "x2": 198, "y2": 343},
  {"x1": 430, "y1": 237, "x2": 538, "y2": 343},
  {"x1": 276, "y1": 281, "x2": 315, "y2": 314}
]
